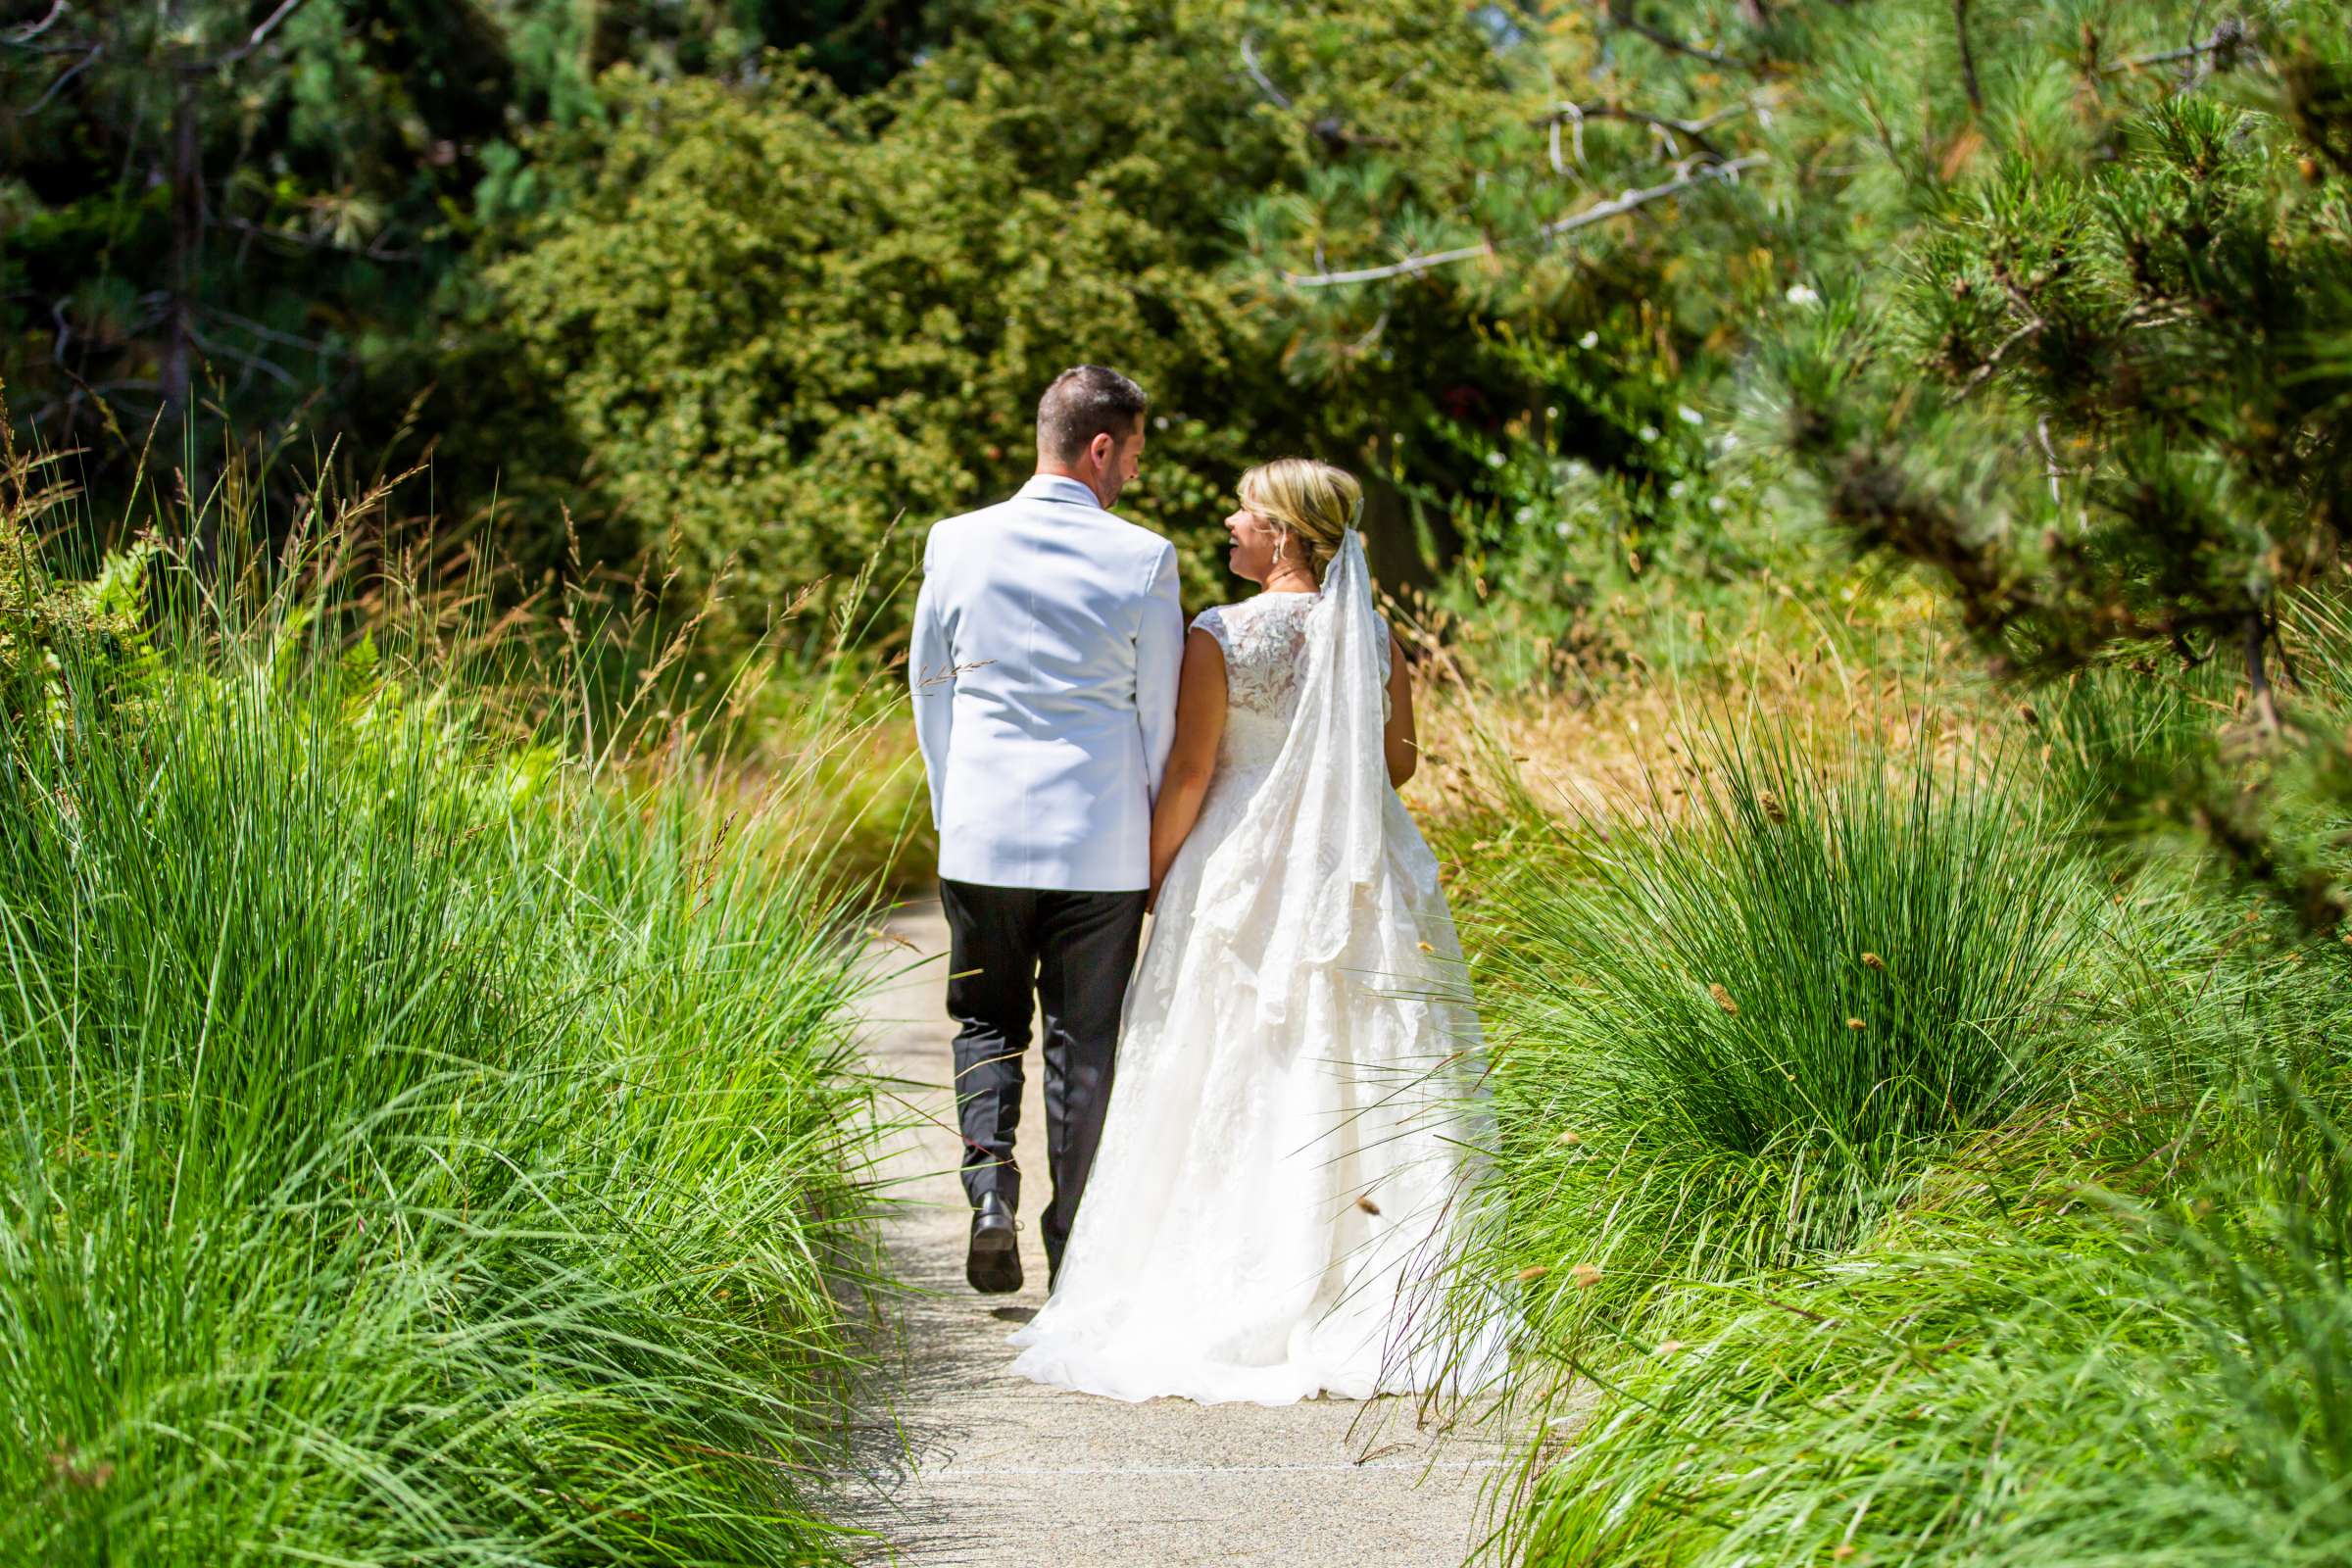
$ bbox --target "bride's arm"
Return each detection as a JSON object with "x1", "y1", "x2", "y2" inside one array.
[
  {"x1": 1147, "y1": 628, "x2": 1228, "y2": 908},
  {"x1": 1384, "y1": 631, "x2": 1418, "y2": 789}
]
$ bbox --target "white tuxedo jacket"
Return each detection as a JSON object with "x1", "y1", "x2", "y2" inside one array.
[{"x1": 910, "y1": 475, "x2": 1185, "y2": 891}]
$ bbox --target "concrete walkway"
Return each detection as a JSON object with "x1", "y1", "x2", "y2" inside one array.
[{"x1": 835, "y1": 900, "x2": 1509, "y2": 1567}]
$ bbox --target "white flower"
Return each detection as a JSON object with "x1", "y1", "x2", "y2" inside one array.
[
  {"x1": 1785, "y1": 283, "x2": 1822, "y2": 307},
  {"x1": 1638, "y1": 424, "x2": 1660, "y2": 443},
  {"x1": 1667, "y1": 479, "x2": 1688, "y2": 500},
  {"x1": 1678, "y1": 405, "x2": 1704, "y2": 425},
  {"x1": 1709, "y1": 495, "x2": 1729, "y2": 514},
  {"x1": 1545, "y1": 405, "x2": 1560, "y2": 419},
  {"x1": 1554, "y1": 520, "x2": 1572, "y2": 537},
  {"x1": 1487, "y1": 451, "x2": 1506, "y2": 468},
  {"x1": 1515, "y1": 506, "x2": 1535, "y2": 524},
  {"x1": 1579, "y1": 330, "x2": 1599, "y2": 350}
]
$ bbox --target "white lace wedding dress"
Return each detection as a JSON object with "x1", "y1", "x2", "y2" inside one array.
[{"x1": 1007, "y1": 535, "x2": 1504, "y2": 1405}]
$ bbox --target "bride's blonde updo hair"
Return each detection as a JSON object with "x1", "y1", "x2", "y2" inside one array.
[{"x1": 1238, "y1": 458, "x2": 1362, "y2": 583}]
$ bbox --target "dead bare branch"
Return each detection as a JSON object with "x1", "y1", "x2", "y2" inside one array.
[
  {"x1": 1238, "y1": 34, "x2": 1292, "y2": 111},
  {"x1": 1536, "y1": 99, "x2": 1755, "y2": 163},
  {"x1": 219, "y1": 215, "x2": 418, "y2": 263},
  {"x1": 26, "y1": 41, "x2": 99, "y2": 113},
  {"x1": 2, "y1": 1, "x2": 66, "y2": 46},
  {"x1": 2245, "y1": 610, "x2": 2284, "y2": 742},
  {"x1": 2034, "y1": 416, "x2": 2064, "y2": 504},
  {"x1": 196, "y1": 302, "x2": 349, "y2": 361},
  {"x1": 192, "y1": 0, "x2": 312, "y2": 71},
  {"x1": 1284, "y1": 154, "x2": 1767, "y2": 288}
]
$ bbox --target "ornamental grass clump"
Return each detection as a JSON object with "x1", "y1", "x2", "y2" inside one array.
[
  {"x1": 0, "y1": 479, "x2": 890, "y2": 1564},
  {"x1": 1516, "y1": 1028, "x2": 2352, "y2": 1568},
  {"x1": 1476, "y1": 720, "x2": 2094, "y2": 1319}
]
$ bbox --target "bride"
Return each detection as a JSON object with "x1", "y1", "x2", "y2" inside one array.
[{"x1": 1008, "y1": 458, "x2": 1503, "y2": 1406}]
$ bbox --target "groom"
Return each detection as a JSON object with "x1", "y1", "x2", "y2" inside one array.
[{"x1": 908, "y1": 366, "x2": 1186, "y2": 1294}]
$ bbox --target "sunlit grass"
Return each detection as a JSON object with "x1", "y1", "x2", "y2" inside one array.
[
  {"x1": 1423, "y1": 580, "x2": 2352, "y2": 1567},
  {"x1": 1469, "y1": 722, "x2": 2092, "y2": 1315},
  {"x1": 0, "y1": 443, "x2": 896, "y2": 1564}
]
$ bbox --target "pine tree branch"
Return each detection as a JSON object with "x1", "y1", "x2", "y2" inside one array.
[
  {"x1": 1602, "y1": 3, "x2": 1763, "y2": 73},
  {"x1": 1236, "y1": 33, "x2": 1395, "y2": 151},
  {"x1": 1953, "y1": 0, "x2": 1984, "y2": 114},
  {"x1": 1952, "y1": 315, "x2": 2044, "y2": 400},
  {"x1": 2101, "y1": 19, "x2": 2251, "y2": 77},
  {"x1": 1283, "y1": 155, "x2": 1766, "y2": 288}
]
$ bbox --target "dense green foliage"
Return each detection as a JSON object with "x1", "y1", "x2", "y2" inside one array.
[
  {"x1": 3, "y1": 1, "x2": 1561, "y2": 625},
  {"x1": 468, "y1": 3, "x2": 1526, "y2": 624},
  {"x1": 0, "y1": 0, "x2": 929, "y2": 486},
  {"x1": 1527, "y1": 1076, "x2": 2352, "y2": 1565},
  {"x1": 1278, "y1": 5, "x2": 2349, "y2": 697},
  {"x1": 0, "y1": 489, "x2": 888, "y2": 1564},
  {"x1": 13, "y1": 3, "x2": 2345, "y2": 672}
]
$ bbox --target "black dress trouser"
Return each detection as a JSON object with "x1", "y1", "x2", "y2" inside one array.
[{"x1": 939, "y1": 878, "x2": 1148, "y2": 1272}]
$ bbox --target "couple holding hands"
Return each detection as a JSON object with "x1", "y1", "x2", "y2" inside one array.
[{"x1": 910, "y1": 365, "x2": 1500, "y2": 1407}]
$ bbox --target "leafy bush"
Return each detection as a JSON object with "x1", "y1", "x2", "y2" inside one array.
[
  {"x1": 475, "y1": 3, "x2": 1523, "y2": 635},
  {"x1": 1409, "y1": 323, "x2": 1828, "y2": 692}
]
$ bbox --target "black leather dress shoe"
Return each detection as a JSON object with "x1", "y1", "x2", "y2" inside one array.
[{"x1": 966, "y1": 1193, "x2": 1021, "y2": 1294}]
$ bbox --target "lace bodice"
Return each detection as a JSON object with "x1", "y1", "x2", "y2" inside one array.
[{"x1": 1193, "y1": 594, "x2": 1390, "y2": 776}]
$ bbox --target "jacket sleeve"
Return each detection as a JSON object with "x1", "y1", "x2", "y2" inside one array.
[
  {"x1": 1136, "y1": 542, "x2": 1185, "y2": 802},
  {"x1": 909, "y1": 538, "x2": 955, "y2": 831}
]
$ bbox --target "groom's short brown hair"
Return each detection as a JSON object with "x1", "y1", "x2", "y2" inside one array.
[{"x1": 1037, "y1": 366, "x2": 1148, "y2": 462}]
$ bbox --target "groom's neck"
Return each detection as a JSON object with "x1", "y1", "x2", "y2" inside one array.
[{"x1": 1034, "y1": 462, "x2": 1108, "y2": 508}]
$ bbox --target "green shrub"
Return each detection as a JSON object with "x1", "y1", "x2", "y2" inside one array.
[{"x1": 474, "y1": 4, "x2": 1521, "y2": 636}]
